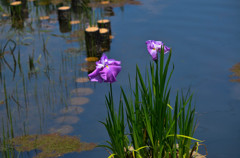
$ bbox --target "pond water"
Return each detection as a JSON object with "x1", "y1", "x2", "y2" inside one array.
[{"x1": 0, "y1": 0, "x2": 240, "y2": 157}]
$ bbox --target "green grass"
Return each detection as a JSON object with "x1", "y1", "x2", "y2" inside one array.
[{"x1": 101, "y1": 48, "x2": 202, "y2": 158}]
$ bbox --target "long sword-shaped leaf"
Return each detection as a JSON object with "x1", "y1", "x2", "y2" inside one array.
[{"x1": 167, "y1": 134, "x2": 203, "y2": 142}]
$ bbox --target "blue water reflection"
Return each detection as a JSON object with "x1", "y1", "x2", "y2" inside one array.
[{"x1": 0, "y1": 0, "x2": 240, "y2": 157}]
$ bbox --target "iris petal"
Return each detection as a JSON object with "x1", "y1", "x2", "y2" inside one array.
[
  {"x1": 88, "y1": 54, "x2": 121, "y2": 83},
  {"x1": 164, "y1": 45, "x2": 170, "y2": 54},
  {"x1": 149, "y1": 49, "x2": 158, "y2": 60},
  {"x1": 88, "y1": 68, "x2": 103, "y2": 83},
  {"x1": 100, "y1": 65, "x2": 121, "y2": 83},
  {"x1": 100, "y1": 67, "x2": 115, "y2": 83},
  {"x1": 107, "y1": 59, "x2": 121, "y2": 66}
]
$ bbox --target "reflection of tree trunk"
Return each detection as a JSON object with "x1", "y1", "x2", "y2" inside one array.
[
  {"x1": 10, "y1": 1, "x2": 24, "y2": 29},
  {"x1": 21, "y1": 0, "x2": 28, "y2": 19},
  {"x1": 99, "y1": 28, "x2": 110, "y2": 52},
  {"x1": 71, "y1": 0, "x2": 90, "y2": 14},
  {"x1": 58, "y1": 6, "x2": 72, "y2": 33},
  {"x1": 97, "y1": 19, "x2": 111, "y2": 35},
  {"x1": 72, "y1": 0, "x2": 90, "y2": 8},
  {"x1": 104, "y1": 6, "x2": 114, "y2": 17},
  {"x1": 11, "y1": 1, "x2": 22, "y2": 20},
  {"x1": 85, "y1": 27, "x2": 101, "y2": 58}
]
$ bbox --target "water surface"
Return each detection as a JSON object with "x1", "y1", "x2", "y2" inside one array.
[{"x1": 1, "y1": 0, "x2": 240, "y2": 157}]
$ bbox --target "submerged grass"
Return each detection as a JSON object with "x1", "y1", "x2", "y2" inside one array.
[
  {"x1": 101, "y1": 48, "x2": 203, "y2": 158},
  {"x1": 1, "y1": 78, "x2": 16, "y2": 158}
]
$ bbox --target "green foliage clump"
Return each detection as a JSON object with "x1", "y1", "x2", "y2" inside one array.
[
  {"x1": 101, "y1": 48, "x2": 203, "y2": 158},
  {"x1": 11, "y1": 133, "x2": 96, "y2": 158}
]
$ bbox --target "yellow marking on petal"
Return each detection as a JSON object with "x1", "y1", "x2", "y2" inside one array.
[{"x1": 106, "y1": 65, "x2": 109, "y2": 68}]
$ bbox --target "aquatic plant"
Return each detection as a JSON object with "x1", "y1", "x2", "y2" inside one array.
[
  {"x1": 0, "y1": 78, "x2": 16, "y2": 158},
  {"x1": 0, "y1": 6, "x2": 3, "y2": 12},
  {"x1": 10, "y1": 133, "x2": 96, "y2": 158},
  {"x1": 90, "y1": 42, "x2": 203, "y2": 158},
  {"x1": 0, "y1": 39, "x2": 17, "y2": 80}
]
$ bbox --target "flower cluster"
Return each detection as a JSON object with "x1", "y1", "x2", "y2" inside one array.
[
  {"x1": 88, "y1": 54, "x2": 121, "y2": 83},
  {"x1": 146, "y1": 40, "x2": 170, "y2": 60},
  {"x1": 88, "y1": 40, "x2": 169, "y2": 83}
]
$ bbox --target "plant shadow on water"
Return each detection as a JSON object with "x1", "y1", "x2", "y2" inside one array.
[{"x1": 0, "y1": 0, "x2": 142, "y2": 157}]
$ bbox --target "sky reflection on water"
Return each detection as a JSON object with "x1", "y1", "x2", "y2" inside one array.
[{"x1": 1, "y1": 0, "x2": 240, "y2": 157}]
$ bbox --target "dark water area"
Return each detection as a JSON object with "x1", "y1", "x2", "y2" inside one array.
[{"x1": 0, "y1": 0, "x2": 240, "y2": 157}]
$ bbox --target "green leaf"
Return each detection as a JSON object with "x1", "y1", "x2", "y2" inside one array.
[
  {"x1": 167, "y1": 134, "x2": 203, "y2": 142},
  {"x1": 108, "y1": 153, "x2": 116, "y2": 158},
  {"x1": 167, "y1": 104, "x2": 173, "y2": 110}
]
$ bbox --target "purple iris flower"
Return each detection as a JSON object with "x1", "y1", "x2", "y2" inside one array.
[
  {"x1": 146, "y1": 40, "x2": 170, "y2": 60},
  {"x1": 88, "y1": 54, "x2": 121, "y2": 83}
]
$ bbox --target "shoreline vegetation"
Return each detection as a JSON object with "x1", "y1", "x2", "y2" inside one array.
[{"x1": 88, "y1": 41, "x2": 206, "y2": 158}]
